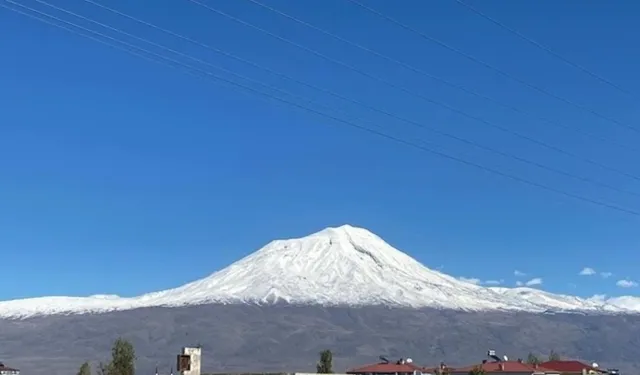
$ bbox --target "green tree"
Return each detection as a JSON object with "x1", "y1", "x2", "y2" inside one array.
[
  {"x1": 526, "y1": 353, "x2": 541, "y2": 365},
  {"x1": 548, "y1": 350, "x2": 561, "y2": 361},
  {"x1": 97, "y1": 338, "x2": 136, "y2": 375},
  {"x1": 78, "y1": 362, "x2": 92, "y2": 375},
  {"x1": 316, "y1": 349, "x2": 333, "y2": 374},
  {"x1": 469, "y1": 365, "x2": 486, "y2": 375}
]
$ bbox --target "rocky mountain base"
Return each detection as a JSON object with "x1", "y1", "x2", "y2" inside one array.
[{"x1": 1, "y1": 304, "x2": 639, "y2": 375}]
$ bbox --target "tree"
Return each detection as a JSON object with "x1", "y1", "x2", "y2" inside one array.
[
  {"x1": 526, "y1": 353, "x2": 541, "y2": 365},
  {"x1": 78, "y1": 362, "x2": 92, "y2": 375},
  {"x1": 548, "y1": 350, "x2": 561, "y2": 361},
  {"x1": 97, "y1": 338, "x2": 136, "y2": 375},
  {"x1": 316, "y1": 349, "x2": 333, "y2": 374},
  {"x1": 469, "y1": 365, "x2": 486, "y2": 375}
]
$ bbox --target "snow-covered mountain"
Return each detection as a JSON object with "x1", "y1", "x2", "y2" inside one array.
[{"x1": 1, "y1": 224, "x2": 639, "y2": 319}]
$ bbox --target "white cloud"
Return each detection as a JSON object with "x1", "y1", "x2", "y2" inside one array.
[
  {"x1": 525, "y1": 278, "x2": 543, "y2": 286},
  {"x1": 579, "y1": 267, "x2": 596, "y2": 276},
  {"x1": 514, "y1": 270, "x2": 526, "y2": 277},
  {"x1": 458, "y1": 277, "x2": 504, "y2": 286},
  {"x1": 616, "y1": 279, "x2": 638, "y2": 288},
  {"x1": 515, "y1": 281, "x2": 523, "y2": 286},
  {"x1": 459, "y1": 277, "x2": 481, "y2": 285},
  {"x1": 484, "y1": 279, "x2": 503, "y2": 285},
  {"x1": 601, "y1": 272, "x2": 613, "y2": 278}
]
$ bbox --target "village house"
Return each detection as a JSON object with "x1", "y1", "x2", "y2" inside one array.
[
  {"x1": 347, "y1": 357, "x2": 426, "y2": 375},
  {"x1": 0, "y1": 363, "x2": 19, "y2": 375},
  {"x1": 449, "y1": 360, "x2": 559, "y2": 375},
  {"x1": 540, "y1": 361, "x2": 606, "y2": 375}
]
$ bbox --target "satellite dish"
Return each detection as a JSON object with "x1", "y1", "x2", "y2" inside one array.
[
  {"x1": 592, "y1": 363, "x2": 599, "y2": 368},
  {"x1": 503, "y1": 355, "x2": 509, "y2": 361},
  {"x1": 406, "y1": 358, "x2": 413, "y2": 363}
]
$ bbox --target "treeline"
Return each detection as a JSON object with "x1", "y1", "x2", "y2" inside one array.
[
  {"x1": 526, "y1": 350, "x2": 562, "y2": 365},
  {"x1": 77, "y1": 338, "x2": 136, "y2": 375}
]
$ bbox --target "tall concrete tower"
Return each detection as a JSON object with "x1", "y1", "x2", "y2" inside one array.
[{"x1": 177, "y1": 347, "x2": 201, "y2": 375}]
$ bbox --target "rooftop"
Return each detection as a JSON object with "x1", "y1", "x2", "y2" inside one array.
[
  {"x1": 540, "y1": 361, "x2": 603, "y2": 373},
  {"x1": 0, "y1": 363, "x2": 19, "y2": 372},
  {"x1": 452, "y1": 361, "x2": 554, "y2": 373},
  {"x1": 348, "y1": 360, "x2": 424, "y2": 374}
]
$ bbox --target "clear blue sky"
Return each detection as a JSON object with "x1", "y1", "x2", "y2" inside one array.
[{"x1": 1, "y1": 0, "x2": 639, "y2": 301}]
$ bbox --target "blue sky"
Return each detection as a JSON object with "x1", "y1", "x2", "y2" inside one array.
[{"x1": 1, "y1": 0, "x2": 639, "y2": 301}]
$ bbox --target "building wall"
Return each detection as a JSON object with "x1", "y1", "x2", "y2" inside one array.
[{"x1": 182, "y1": 347, "x2": 202, "y2": 375}]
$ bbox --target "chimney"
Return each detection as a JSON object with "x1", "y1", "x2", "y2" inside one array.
[
  {"x1": 498, "y1": 363, "x2": 504, "y2": 371},
  {"x1": 482, "y1": 360, "x2": 488, "y2": 364},
  {"x1": 440, "y1": 362, "x2": 446, "y2": 370},
  {"x1": 534, "y1": 364, "x2": 539, "y2": 369},
  {"x1": 518, "y1": 359, "x2": 523, "y2": 363}
]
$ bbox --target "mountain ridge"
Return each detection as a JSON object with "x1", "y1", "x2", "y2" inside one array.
[{"x1": 1, "y1": 224, "x2": 639, "y2": 319}]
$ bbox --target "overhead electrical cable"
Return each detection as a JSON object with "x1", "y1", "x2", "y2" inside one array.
[
  {"x1": 453, "y1": 0, "x2": 632, "y2": 96},
  {"x1": 242, "y1": 0, "x2": 636, "y2": 154},
  {"x1": 345, "y1": 0, "x2": 640, "y2": 134},
  {"x1": 236, "y1": 0, "x2": 640, "y2": 182},
  {"x1": 184, "y1": 0, "x2": 640, "y2": 183},
  {"x1": 15, "y1": 0, "x2": 640, "y2": 199},
  {"x1": 3, "y1": 0, "x2": 640, "y2": 218}
]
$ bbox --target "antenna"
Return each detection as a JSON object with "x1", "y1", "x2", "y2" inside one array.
[
  {"x1": 592, "y1": 363, "x2": 599, "y2": 368},
  {"x1": 406, "y1": 358, "x2": 413, "y2": 363},
  {"x1": 379, "y1": 356, "x2": 390, "y2": 364},
  {"x1": 503, "y1": 355, "x2": 509, "y2": 361}
]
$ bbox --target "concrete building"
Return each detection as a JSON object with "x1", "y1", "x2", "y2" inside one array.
[{"x1": 178, "y1": 347, "x2": 202, "y2": 375}]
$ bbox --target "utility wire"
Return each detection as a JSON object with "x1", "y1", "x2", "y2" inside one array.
[
  {"x1": 22, "y1": 0, "x2": 640, "y2": 198},
  {"x1": 3, "y1": 0, "x2": 640, "y2": 218},
  {"x1": 184, "y1": 0, "x2": 640, "y2": 184},
  {"x1": 243, "y1": 0, "x2": 637, "y2": 155},
  {"x1": 453, "y1": 0, "x2": 632, "y2": 96},
  {"x1": 78, "y1": 1, "x2": 640, "y2": 184},
  {"x1": 237, "y1": 0, "x2": 640, "y2": 182},
  {"x1": 346, "y1": 0, "x2": 639, "y2": 134}
]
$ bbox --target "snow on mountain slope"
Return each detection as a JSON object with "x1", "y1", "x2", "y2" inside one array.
[{"x1": 1, "y1": 225, "x2": 638, "y2": 319}]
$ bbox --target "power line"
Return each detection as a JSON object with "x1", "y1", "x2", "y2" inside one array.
[
  {"x1": 345, "y1": 0, "x2": 640, "y2": 135},
  {"x1": 184, "y1": 0, "x2": 640, "y2": 185},
  {"x1": 29, "y1": 0, "x2": 640, "y2": 197},
  {"x1": 242, "y1": 0, "x2": 637, "y2": 155},
  {"x1": 3, "y1": 0, "x2": 640, "y2": 218},
  {"x1": 237, "y1": 0, "x2": 640, "y2": 183},
  {"x1": 453, "y1": 0, "x2": 632, "y2": 96}
]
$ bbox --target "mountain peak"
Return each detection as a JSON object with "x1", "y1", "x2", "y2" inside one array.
[
  {"x1": 2, "y1": 225, "x2": 640, "y2": 319},
  {"x1": 311, "y1": 224, "x2": 373, "y2": 236}
]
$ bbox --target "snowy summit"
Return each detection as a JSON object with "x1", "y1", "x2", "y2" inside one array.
[{"x1": 1, "y1": 225, "x2": 639, "y2": 319}]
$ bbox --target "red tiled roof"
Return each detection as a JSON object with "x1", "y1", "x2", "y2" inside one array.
[
  {"x1": 423, "y1": 367, "x2": 453, "y2": 374},
  {"x1": 348, "y1": 362, "x2": 424, "y2": 374},
  {"x1": 540, "y1": 361, "x2": 601, "y2": 373},
  {"x1": 452, "y1": 361, "x2": 554, "y2": 373}
]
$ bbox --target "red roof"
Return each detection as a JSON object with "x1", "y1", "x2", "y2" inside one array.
[
  {"x1": 348, "y1": 362, "x2": 424, "y2": 374},
  {"x1": 540, "y1": 361, "x2": 601, "y2": 373},
  {"x1": 452, "y1": 361, "x2": 554, "y2": 373}
]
